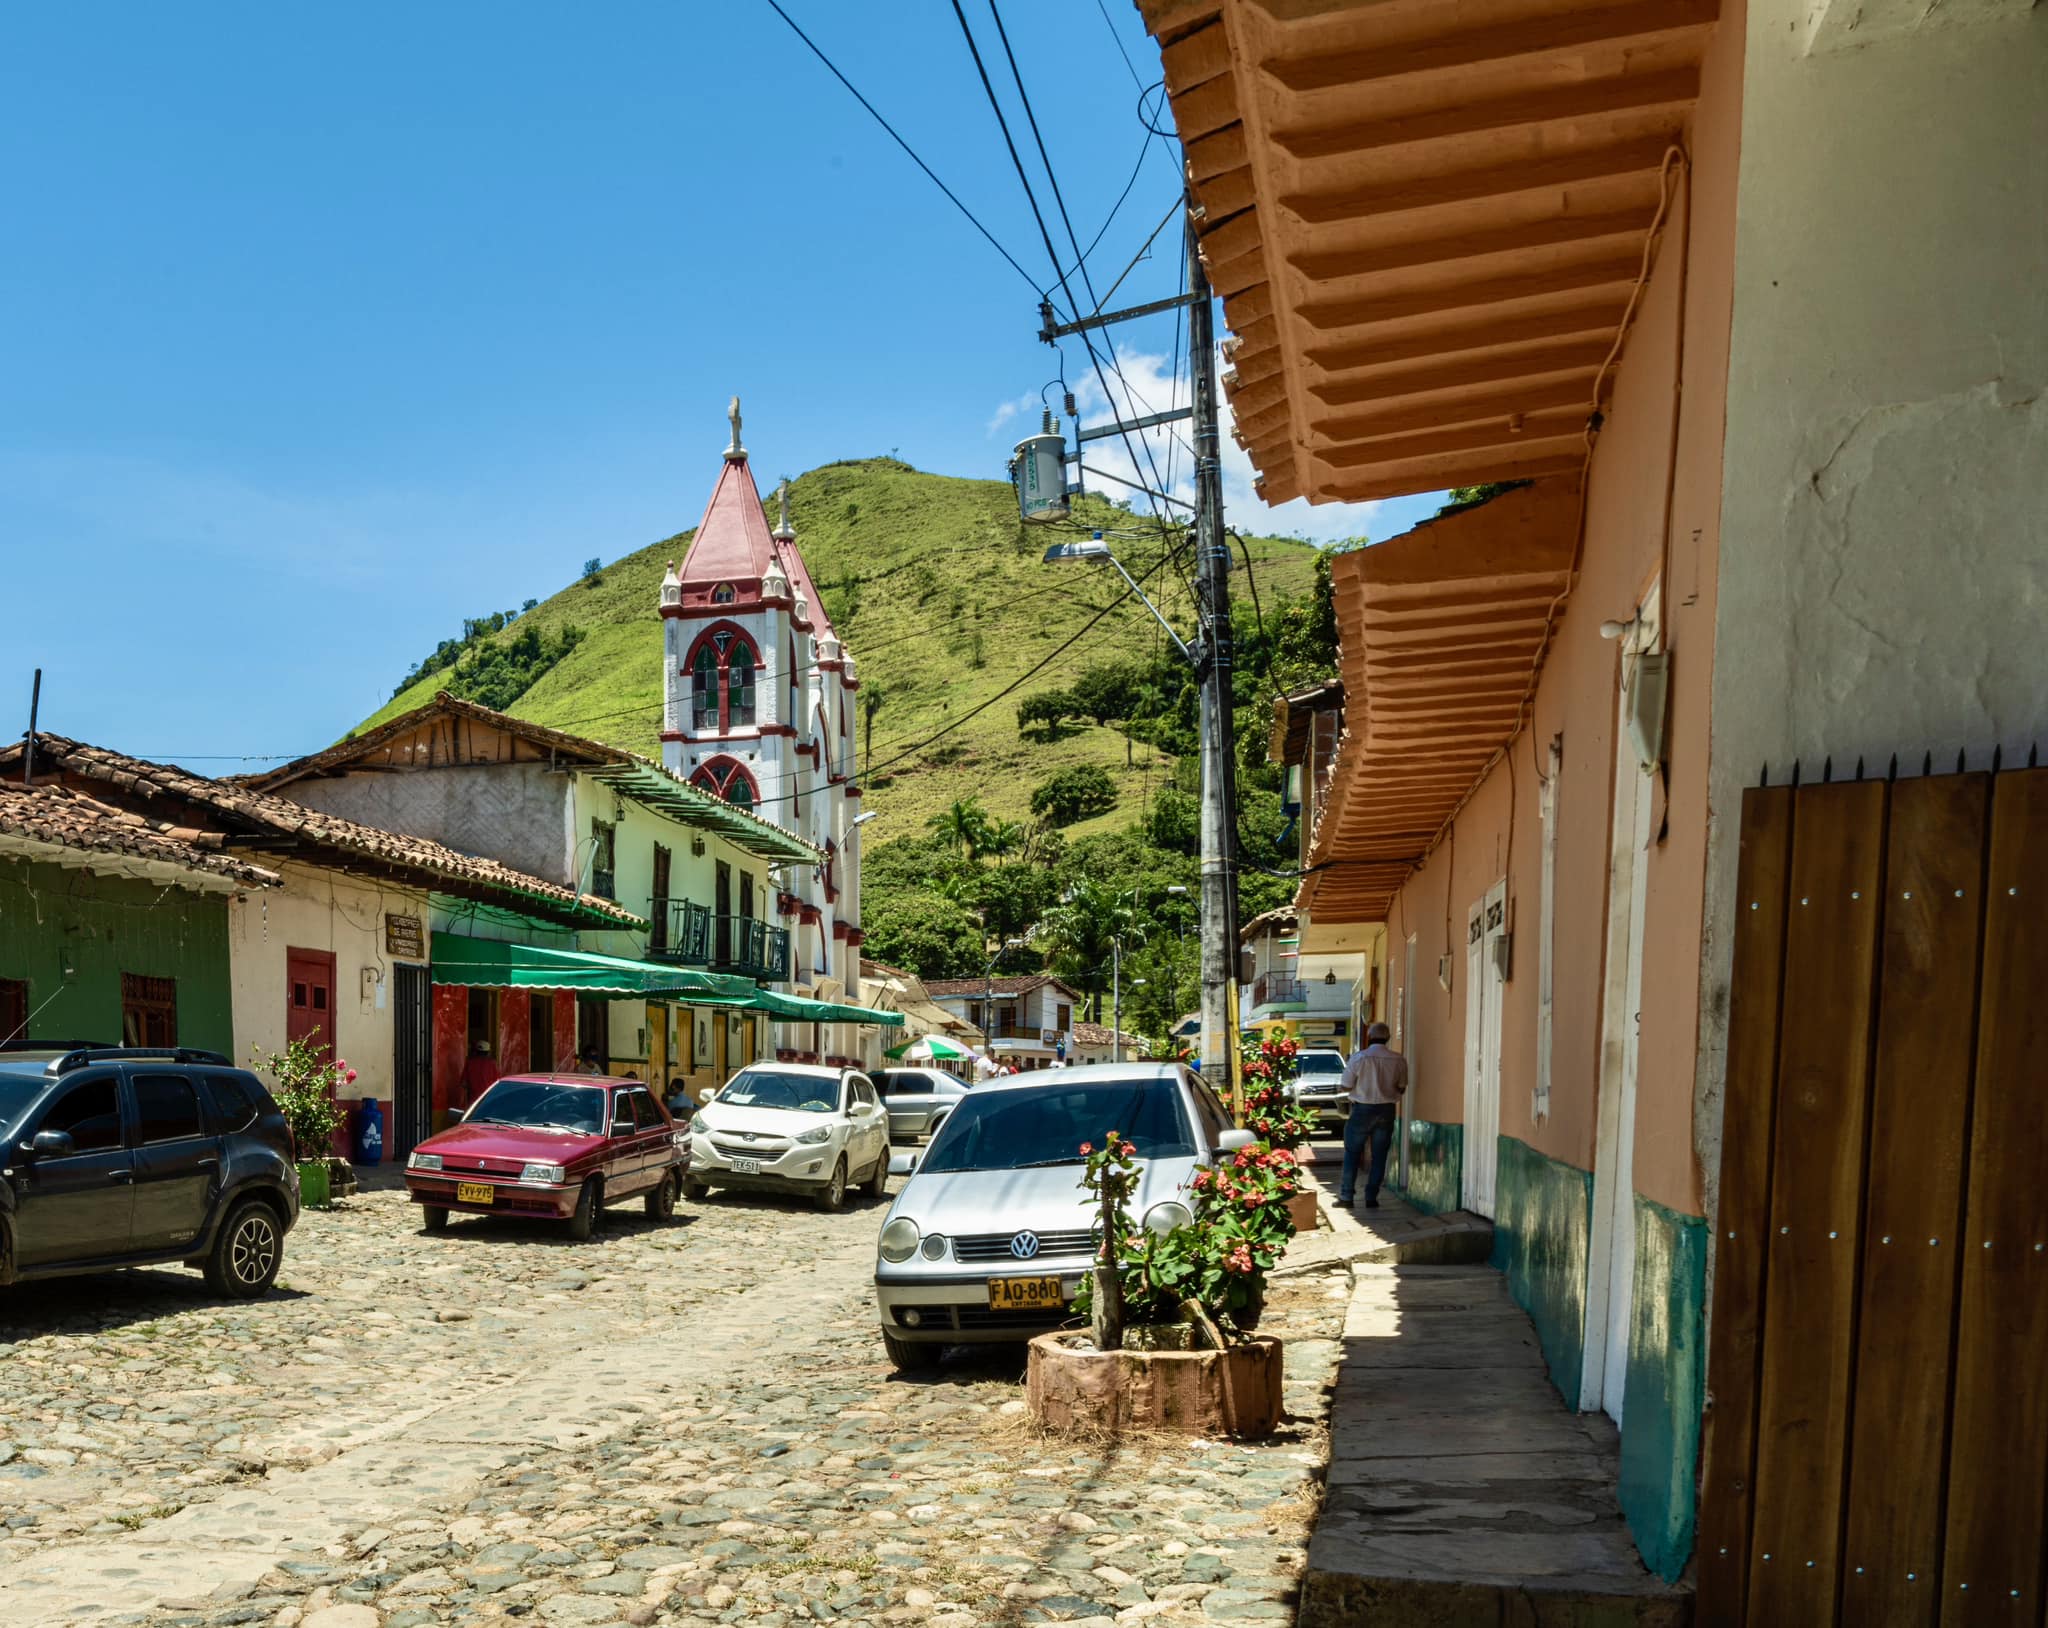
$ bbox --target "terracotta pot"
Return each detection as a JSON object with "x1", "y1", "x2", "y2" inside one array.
[
  {"x1": 1026, "y1": 1331, "x2": 1285, "y2": 1439},
  {"x1": 1286, "y1": 1188, "x2": 1320, "y2": 1234}
]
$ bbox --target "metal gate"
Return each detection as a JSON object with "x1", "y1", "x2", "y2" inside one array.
[
  {"x1": 1698, "y1": 762, "x2": 2048, "y2": 1625},
  {"x1": 392, "y1": 962, "x2": 433, "y2": 1159}
]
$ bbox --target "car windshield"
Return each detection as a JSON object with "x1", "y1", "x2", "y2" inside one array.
[
  {"x1": 918, "y1": 1079, "x2": 1194, "y2": 1174},
  {"x1": 719, "y1": 1070, "x2": 839, "y2": 1114},
  {"x1": 0, "y1": 1075, "x2": 47, "y2": 1130},
  {"x1": 466, "y1": 1079, "x2": 605, "y2": 1134},
  {"x1": 1295, "y1": 1052, "x2": 1345, "y2": 1076}
]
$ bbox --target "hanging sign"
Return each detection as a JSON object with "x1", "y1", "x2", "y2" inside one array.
[{"x1": 384, "y1": 914, "x2": 425, "y2": 958}]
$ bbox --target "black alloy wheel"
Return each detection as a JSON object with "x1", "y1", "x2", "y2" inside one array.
[{"x1": 205, "y1": 1200, "x2": 284, "y2": 1298}]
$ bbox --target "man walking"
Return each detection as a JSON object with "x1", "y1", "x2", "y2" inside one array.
[{"x1": 1338, "y1": 1021, "x2": 1407, "y2": 1210}]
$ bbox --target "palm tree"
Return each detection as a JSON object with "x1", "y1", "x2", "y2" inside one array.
[
  {"x1": 983, "y1": 819, "x2": 1026, "y2": 863},
  {"x1": 928, "y1": 797, "x2": 991, "y2": 861},
  {"x1": 1038, "y1": 879, "x2": 1142, "y2": 1021}
]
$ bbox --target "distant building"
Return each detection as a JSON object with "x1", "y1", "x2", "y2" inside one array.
[
  {"x1": 923, "y1": 975, "x2": 1083, "y2": 1070},
  {"x1": 1237, "y1": 906, "x2": 1359, "y2": 1051},
  {"x1": 661, "y1": 399, "x2": 864, "y2": 1015}
]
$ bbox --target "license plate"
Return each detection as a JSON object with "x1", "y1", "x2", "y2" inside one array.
[
  {"x1": 988, "y1": 1275, "x2": 1065, "y2": 1312},
  {"x1": 731, "y1": 1157, "x2": 761, "y2": 1176},
  {"x1": 455, "y1": 1182, "x2": 495, "y2": 1205}
]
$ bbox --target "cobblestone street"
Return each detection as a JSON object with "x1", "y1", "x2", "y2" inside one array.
[{"x1": 0, "y1": 1182, "x2": 1346, "y2": 1628}]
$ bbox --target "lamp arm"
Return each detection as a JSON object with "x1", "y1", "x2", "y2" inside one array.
[{"x1": 1103, "y1": 553, "x2": 1197, "y2": 666}]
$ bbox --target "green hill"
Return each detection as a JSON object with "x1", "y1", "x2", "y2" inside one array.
[{"x1": 359, "y1": 458, "x2": 1323, "y2": 845}]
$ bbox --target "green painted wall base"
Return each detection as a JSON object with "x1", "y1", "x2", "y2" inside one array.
[
  {"x1": 1397, "y1": 1118, "x2": 1462, "y2": 1215},
  {"x1": 1619, "y1": 1193, "x2": 1709, "y2": 1586},
  {"x1": 1490, "y1": 1135, "x2": 1594, "y2": 1403}
]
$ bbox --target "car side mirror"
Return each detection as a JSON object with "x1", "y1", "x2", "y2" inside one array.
[
  {"x1": 1217, "y1": 1128, "x2": 1256, "y2": 1154},
  {"x1": 29, "y1": 1129, "x2": 75, "y2": 1159},
  {"x1": 611, "y1": 1121, "x2": 634, "y2": 1138},
  {"x1": 887, "y1": 1149, "x2": 920, "y2": 1177}
]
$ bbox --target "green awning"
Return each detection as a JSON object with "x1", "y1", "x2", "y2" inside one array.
[
  {"x1": 430, "y1": 934, "x2": 757, "y2": 1000},
  {"x1": 689, "y1": 986, "x2": 904, "y2": 1027}
]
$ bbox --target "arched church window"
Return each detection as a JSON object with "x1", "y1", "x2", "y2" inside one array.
[
  {"x1": 711, "y1": 583, "x2": 737, "y2": 605},
  {"x1": 729, "y1": 644, "x2": 756, "y2": 726},
  {"x1": 691, "y1": 756, "x2": 760, "y2": 811},
  {"x1": 789, "y1": 638, "x2": 800, "y2": 713},
  {"x1": 691, "y1": 647, "x2": 718, "y2": 729}
]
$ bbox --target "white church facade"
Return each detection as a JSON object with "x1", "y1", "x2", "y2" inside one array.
[{"x1": 659, "y1": 400, "x2": 866, "y2": 1055}]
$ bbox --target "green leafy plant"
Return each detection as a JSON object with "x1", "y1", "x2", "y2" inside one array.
[
  {"x1": 251, "y1": 1031, "x2": 351, "y2": 1162},
  {"x1": 1239, "y1": 1033, "x2": 1318, "y2": 1152},
  {"x1": 1073, "y1": 1128, "x2": 1303, "y2": 1343},
  {"x1": 1030, "y1": 763, "x2": 1118, "y2": 827}
]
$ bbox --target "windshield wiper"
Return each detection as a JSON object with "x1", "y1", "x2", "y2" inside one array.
[{"x1": 1008, "y1": 1156, "x2": 1088, "y2": 1169}]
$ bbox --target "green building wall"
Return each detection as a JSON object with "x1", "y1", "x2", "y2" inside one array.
[
  {"x1": 1398, "y1": 1118, "x2": 1463, "y2": 1214},
  {"x1": 1618, "y1": 1193, "x2": 1709, "y2": 1585},
  {"x1": 0, "y1": 858, "x2": 235, "y2": 1052},
  {"x1": 1489, "y1": 1134, "x2": 1595, "y2": 1402}
]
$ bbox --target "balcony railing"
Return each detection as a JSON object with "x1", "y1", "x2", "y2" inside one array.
[
  {"x1": 1251, "y1": 972, "x2": 1304, "y2": 1009},
  {"x1": 646, "y1": 900, "x2": 790, "y2": 982}
]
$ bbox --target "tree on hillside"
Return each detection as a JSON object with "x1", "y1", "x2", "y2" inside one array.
[
  {"x1": 1016, "y1": 690, "x2": 1075, "y2": 739},
  {"x1": 928, "y1": 797, "x2": 992, "y2": 860},
  {"x1": 1030, "y1": 764, "x2": 1118, "y2": 827},
  {"x1": 860, "y1": 889, "x2": 985, "y2": 982},
  {"x1": 1145, "y1": 786, "x2": 1199, "y2": 856},
  {"x1": 1071, "y1": 662, "x2": 1143, "y2": 727},
  {"x1": 982, "y1": 819, "x2": 1027, "y2": 862}
]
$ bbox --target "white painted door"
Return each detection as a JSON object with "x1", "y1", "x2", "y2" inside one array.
[
  {"x1": 1582, "y1": 587, "x2": 1661, "y2": 1422},
  {"x1": 1462, "y1": 882, "x2": 1506, "y2": 1217},
  {"x1": 1397, "y1": 934, "x2": 1417, "y2": 1190}
]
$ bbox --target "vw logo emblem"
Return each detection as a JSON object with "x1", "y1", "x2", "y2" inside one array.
[{"x1": 1009, "y1": 1231, "x2": 1041, "y2": 1260}]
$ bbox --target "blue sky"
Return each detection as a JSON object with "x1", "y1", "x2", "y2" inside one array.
[{"x1": 2, "y1": 2, "x2": 1442, "y2": 767}]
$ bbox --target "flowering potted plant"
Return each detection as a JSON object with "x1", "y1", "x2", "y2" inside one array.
[
  {"x1": 1026, "y1": 1129, "x2": 1303, "y2": 1437},
  {"x1": 1239, "y1": 1033, "x2": 1323, "y2": 1231},
  {"x1": 251, "y1": 1032, "x2": 353, "y2": 1209}
]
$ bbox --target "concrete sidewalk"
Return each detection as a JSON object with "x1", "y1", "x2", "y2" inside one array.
[{"x1": 1288, "y1": 1142, "x2": 1691, "y2": 1625}]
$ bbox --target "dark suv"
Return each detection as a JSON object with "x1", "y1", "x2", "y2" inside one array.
[{"x1": 0, "y1": 1045, "x2": 300, "y2": 1298}]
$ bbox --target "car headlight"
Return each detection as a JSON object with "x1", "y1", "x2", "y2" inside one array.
[
  {"x1": 521, "y1": 1162, "x2": 566, "y2": 1184},
  {"x1": 920, "y1": 1233, "x2": 951, "y2": 1261},
  {"x1": 796, "y1": 1126, "x2": 834, "y2": 1145},
  {"x1": 409, "y1": 1152, "x2": 442, "y2": 1171},
  {"x1": 879, "y1": 1217, "x2": 921, "y2": 1263},
  {"x1": 1142, "y1": 1200, "x2": 1193, "y2": 1236}
]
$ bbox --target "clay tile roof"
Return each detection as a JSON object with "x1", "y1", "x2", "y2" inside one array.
[
  {"x1": 5, "y1": 735, "x2": 641, "y2": 930},
  {"x1": 679, "y1": 454, "x2": 779, "y2": 588},
  {"x1": 922, "y1": 974, "x2": 1085, "y2": 1002},
  {"x1": 0, "y1": 782, "x2": 281, "y2": 889},
  {"x1": 1070, "y1": 1021, "x2": 1147, "y2": 1051}
]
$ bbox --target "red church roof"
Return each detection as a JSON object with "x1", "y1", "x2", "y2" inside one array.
[{"x1": 677, "y1": 453, "x2": 778, "y2": 590}]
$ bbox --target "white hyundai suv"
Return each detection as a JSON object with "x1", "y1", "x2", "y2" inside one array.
[{"x1": 683, "y1": 1063, "x2": 890, "y2": 1211}]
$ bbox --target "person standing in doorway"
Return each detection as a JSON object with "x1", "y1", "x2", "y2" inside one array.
[{"x1": 1338, "y1": 1021, "x2": 1407, "y2": 1210}]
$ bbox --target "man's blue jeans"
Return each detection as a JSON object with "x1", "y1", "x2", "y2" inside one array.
[{"x1": 1340, "y1": 1104, "x2": 1398, "y2": 1204}]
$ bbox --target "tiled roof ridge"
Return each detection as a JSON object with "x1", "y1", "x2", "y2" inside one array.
[
  {"x1": 8, "y1": 734, "x2": 640, "y2": 928},
  {"x1": 0, "y1": 782, "x2": 281, "y2": 887}
]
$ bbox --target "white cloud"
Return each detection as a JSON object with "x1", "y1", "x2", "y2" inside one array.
[
  {"x1": 985, "y1": 392, "x2": 1041, "y2": 437},
  {"x1": 1059, "y1": 341, "x2": 1386, "y2": 547}
]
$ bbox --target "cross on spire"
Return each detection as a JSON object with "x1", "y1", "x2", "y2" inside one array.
[
  {"x1": 725, "y1": 395, "x2": 746, "y2": 462},
  {"x1": 774, "y1": 478, "x2": 794, "y2": 540}
]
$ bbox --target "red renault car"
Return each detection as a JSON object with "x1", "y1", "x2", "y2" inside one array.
[{"x1": 403, "y1": 1073, "x2": 690, "y2": 1239}]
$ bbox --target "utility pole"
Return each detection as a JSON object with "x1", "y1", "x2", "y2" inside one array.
[{"x1": 1187, "y1": 216, "x2": 1240, "y2": 1109}]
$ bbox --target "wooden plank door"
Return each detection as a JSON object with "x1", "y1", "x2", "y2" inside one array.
[
  {"x1": 1696, "y1": 785, "x2": 1796, "y2": 1626},
  {"x1": 1839, "y1": 773, "x2": 1989, "y2": 1626},
  {"x1": 1745, "y1": 780, "x2": 1887, "y2": 1623},
  {"x1": 1940, "y1": 767, "x2": 2048, "y2": 1623}
]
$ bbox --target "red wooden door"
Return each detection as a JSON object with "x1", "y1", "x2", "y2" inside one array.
[{"x1": 286, "y1": 948, "x2": 338, "y2": 1058}]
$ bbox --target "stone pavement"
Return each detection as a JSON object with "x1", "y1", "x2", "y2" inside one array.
[
  {"x1": 1272, "y1": 1144, "x2": 1492, "y2": 1278},
  {"x1": 0, "y1": 1178, "x2": 1356, "y2": 1628}
]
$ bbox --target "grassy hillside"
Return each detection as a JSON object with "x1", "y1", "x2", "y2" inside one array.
[{"x1": 359, "y1": 459, "x2": 1320, "y2": 842}]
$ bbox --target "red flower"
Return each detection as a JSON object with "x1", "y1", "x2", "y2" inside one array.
[{"x1": 1079, "y1": 1141, "x2": 1093, "y2": 1155}]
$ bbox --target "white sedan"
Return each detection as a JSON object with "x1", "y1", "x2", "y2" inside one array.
[{"x1": 683, "y1": 1063, "x2": 890, "y2": 1211}]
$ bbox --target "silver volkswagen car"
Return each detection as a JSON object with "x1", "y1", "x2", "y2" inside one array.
[{"x1": 872, "y1": 1063, "x2": 1254, "y2": 1370}]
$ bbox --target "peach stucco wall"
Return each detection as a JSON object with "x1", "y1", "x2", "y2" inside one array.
[{"x1": 1383, "y1": 0, "x2": 1745, "y2": 1218}]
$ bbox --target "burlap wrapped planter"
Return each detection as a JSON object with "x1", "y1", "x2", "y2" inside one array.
[{"x1": 1026, "y1": 1331, "x2": 1285, "y2": 1438}]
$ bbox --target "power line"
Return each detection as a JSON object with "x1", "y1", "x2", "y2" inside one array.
[
  {"x1": 1095, "y1": 0, "x2": 1146, "y2": 90},
  {"x1": 758, "y1": 0, "x2": 1054, "y2": 309}
]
